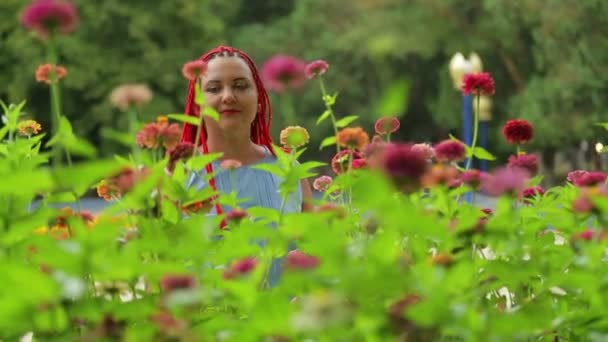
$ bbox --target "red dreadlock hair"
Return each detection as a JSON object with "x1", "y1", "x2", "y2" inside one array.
[{"x1": 180, "y1": 45, "x2": 274, "y2": 225}]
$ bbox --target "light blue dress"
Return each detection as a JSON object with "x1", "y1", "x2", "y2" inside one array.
[{"x1": 186, "y1": 148, "x2": 303, "y2": 286}]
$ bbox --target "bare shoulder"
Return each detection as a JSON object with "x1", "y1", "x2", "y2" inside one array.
[{"x1": 300, "y1": 178, "x2": 314, "y2": 212}]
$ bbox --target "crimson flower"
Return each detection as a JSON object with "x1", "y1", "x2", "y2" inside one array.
[
  {"x1": 433, "y1": 140, "x2": 466, "y2": 163},
  {"x1": 223, "y1": 257, "x2": 257, "y2": 279},
  {"x1": 502, "y1": 119, "x2": 534, "y2": 144},
  {"x1": 380, "y1": 143, "x2": 429, "y2": 193},
  {"x1": 160, "y1": 274, "x2": 196, "y2": 293},
  {"x1": 261, "y1": 55, "x2": 307, "y2": 93},
  {"x1": 285, "y1": 250, "x2": 321, "y2": 270},
  {"x1": 461, "y1": 72, "x2": 495, "y2": 96},
  {"x1": 21, "y1": 0, "x2": 79, "y2": 39},
  {"x1": 507, "y1": 154, "x2": 539, "y2": 176}
]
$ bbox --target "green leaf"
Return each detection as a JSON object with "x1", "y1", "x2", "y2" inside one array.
[
  {"x1": 186, "y1": 153, "x2": 222, "y2": 170},
  {"x1": 319, "y1": 136, "x2": 337, "y2": 150},
  {"x1": 202, "y1": 107, "x2": 219, "y2": 122},
  {"x1": 194, "y1": 84, "x2": 206, "y2": 105},
  {"x1": 316, "y1": 110, "x2": 332, "y2": 125},
  {"x1": 335, "y1": 115, "x2": 359, "y2": 128},
  {"x1": 63, "y1": 135, "x2": 98, "y2": 158},
  {"x1": 472, "y1": 146, "x2": 496, "y2": 160},
  {"x1": 375, "y1": 79, "x2": 409, "y2": 116},
  {"x1": 167, "y1": 114, "x2": 200, "y2": 126},
  {"x1": 51, "y1": 159, "x2": 122, "y2": 194},
  {"x1": 100, "y1": 128, "x2": 133, "y2": 146},
  {"x1": 593, "y1": 122, "x2": 608, "y2": 132},
  {"x1": 323, "y1": 93, "x2": 338, "y2": 106},
  {"x1": 251, "y1": 163, "x2": 285, "y2": 177}
]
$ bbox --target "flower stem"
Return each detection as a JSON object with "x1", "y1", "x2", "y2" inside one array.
[
  {"x1": 280, "y1": 93, "x2": 296, "y2": 126},
  {"x1": 128, "y1": 108, "x2": 141, "y2": 163},
  {"x1": 46, "y1": 35, "x2": 62, "y2": 168},
  {"x1": 318, "y1": 78, "x2": 341, "y2": 155},
  {"x1": 465, "y1": 95, "x2": 481, "y2": 171}
]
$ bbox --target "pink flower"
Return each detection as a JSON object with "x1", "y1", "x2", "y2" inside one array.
[
  {"x1": 380, "y1": 143, "x2": 430, "y2": 193},
  {"x1": 136, "y1": 117, "x2": 181, "y2": 150},
  {"x1": 21, "y1": 0, "x2": 79, "y2": 39},
  {"x1": 331, "y1": 150, "x2": 362, "y2": 175},
  {"x1": 411, "y1": 143, "x2": 435, "y2": 161},
  {"x1": 225, "y1": 208, "x2": 248, "y2": 223},
  {"x1": 312, "y1": 175, "x2": 333, "y2": 192},
  {"x1": 521, "y1": 186, "x2": 545, "y2": 204},
  {"x1": 572, "y1": 195, "x2": 594, "y2": 214},
  {"x1": 567, "y1": 170, "x2": 588, "y2": 185},
  {"x1": 223, "y1": 257, "x2": 257, "y2": 279},
  {"x1": 220, "y1": 159, "x2": 243, "y2": 171},
  {"x1": 35, "y1": 64, "x2": 67, "y2": 84},
  {"x1": 507, "y1": 154, "x2": 539, "y2": 176},
  {"x1": 572, "y1": 228, "x2": 606, "y2": 242},
  {"x1": 433, "y1": 140, "x2": 467, "y2": 163},
  {"x1": 571, "y1": 171, "x2": 607, "y2": 187},
  {"x1": 181, "y1": 60, "x2": 207, "y2": 81},
  {"x1": 460, "y1": 169, "x2": 486, "y2": 189},
  {"x1": 285, "y1": 250, "x2": 321, "y2": 270},
  {"x1": 109, "y1": 84, "x2": 153, "y2": 111},
  {"x1": 304, "y1": 60, "x2": 329, "y2": 79},
  {"x1": 374, "y1": 117, "x2": 400, "y2": 135},
  {"x1": 480, "y1": 167, "x2": 529, "y2": 197},
  {"x1": 261, "y1": 55, "x2": 307, "y2": 93},
  {"x1": 160, "y1": 274, "x2": 196, "y2": 293},
  {"x1": 461, "y1": 72, "x2": 495, "y2": 96}
]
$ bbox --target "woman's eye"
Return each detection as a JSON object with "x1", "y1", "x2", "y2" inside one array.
[
  {"x1": 235, "y1": 83, "x2": 249, "y2": 90},
  {"x1": 205, "y1": 87, "x2": 220, "y2": 93}
]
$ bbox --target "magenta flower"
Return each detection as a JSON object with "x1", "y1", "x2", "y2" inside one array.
[
  {"x1": 461, "y1": 72, "x2": 495, "y2": 96},
  {"x1": 223, "y1": 257, "x2": 257, "y2": 279},
  {"x1": 304, "y1": 60, "x2": 329, "y2": 79},
  {"x1": 21, "y1": 0, "x2": 79, "y2": 39},
  {"x1": 507, "y1": 154, "x2": 539, "y2": 176},
  {"x1": 570, "y1": 171, "x2": 607, "y2": 187},
  {"x1": 285, "y1": 250, "x2": 321, "y2": 270},
  {"x1": 460, "y1": 169, "x2": 486, "y2": 189},
  {"x1": 433, "y1": 140, "x2": 467, "y2": 163},
  {"x1": 567, "y1": 170, "x2": 588, "y2": 185},
  {"x1": 380, "y1": 143, "x2": 429, "y2": 193},
  {"x1": 167, "y1": 142, "x2": 195, "y2": 171},
  {"x1": 225, "y1": 208, "x2": 248, "y2": 223},
  {"x1": 480, "y1": 167, "x2": 529, "y2": 197},
  {"x1": 261, "y1": 55, "x2": 307, "y2": 93},
  {"x1": 521, "y1": 186, "x2": 545, "y2": 204}
]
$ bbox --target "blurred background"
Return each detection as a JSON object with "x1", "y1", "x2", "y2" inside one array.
[{"x1": 2, "y1": 0, "x2": 608, "y2": 185}]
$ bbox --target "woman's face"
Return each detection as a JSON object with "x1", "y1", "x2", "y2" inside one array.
[{"x1": 199, "y1": 56, "x2": 258, "y2": 136}]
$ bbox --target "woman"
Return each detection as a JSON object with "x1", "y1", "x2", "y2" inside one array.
[{"x1": 181, "y1": 45, "x2": 313, "y2": 219}]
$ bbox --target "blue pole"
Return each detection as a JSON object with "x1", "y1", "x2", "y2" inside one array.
[{"x1": 479, "y1": 121, "x2": 488, "y2": 171}]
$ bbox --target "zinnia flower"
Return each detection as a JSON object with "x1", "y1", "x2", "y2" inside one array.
[
  {"x1": 136, "y1": 117, "x2": 181, "y2": 150},
  {"x1": 460, "y1": 169, "x2": 486, "y2": 189},
  {"x1": 380, "y1": 143, "x2": 430, "y2": 193},
  {"x1": 374, "y1": 116, "x2": 400, "y2": 135},
  {"x1": 279, "y1": 126, "x2": 310, "y2": 148},
  {"x1": 461, "y1": 72, "x2": 495, "y2": 96},
  {"x1": 160, "y1": 274, "x2": 196, "y2": 293},
  {"x1": 96, "y1": 179, "x2": 121, "y2": 201},
  {"x1": 567, "y1": 170, "x2": 588, "y2": 185},
  {"x1": 480, "y1": 167, "x2": 529, "y2": 197},
  {"x1": 261, "y1": 55, "x2": 307, "y2": 93},
  {"x1": 21, "y1": 0, "x2": 79, "y2": 39},
  {"x1": 17, "y1": 119, "x2": 42, "y2": 136},
  {"x1": 109, "y1": 84, "x2": 153, "y2": 112},
  {"x1": 502, "y1": 119, "x2": 534, "y2": 145},
  {"x1": 569, "y1": 171, "x2": 607, "y2": 187},
  {"x1": 181, "y1": 60, "x2": 207, "y2": 81},
  {"x1": 411, "y1": 143, "x2": 435, "y2": 161},
  {"x1": 421, "y1": 164, "x2": 460, "y2": 188},
  {"x1": 225, "y1": 208, "x2": 248, "y2": 223},
  {"x1": 35, "y1": 63, "x2": 67, "y2": 84},
  {"x1": 521, "y1": 186, "x2": 545, "y2": 204},
  {"x1": 351, "y1": 158, "x2": 367, "y2": 170},
  {"x1": 285, "y1": 250, "x2": 321, "y2": 270},
  {"x1": 223, "y1": 257, "x2": 257, "y2": 279},
  {"x1": 331, "y1": 150, "x2": 362, "y2": 174},
  {"x1": 304, "y1": 60, "x2": 329, "y2": 79},
  {"x1": 336, "y1": 127, "x2": 369, "y2": 150},
  {"x1": 312, "y1": 175, "x2": 333, "y2": 192},
  {"x1": 433, "y1": 140, "x2": 467, "y2": 163},
  {"x1": 166, "y1": 142, "x2": 195, "y2": 171},
  {"x1": 507, "y1": 153, "x2": 539, "y2": 176}
]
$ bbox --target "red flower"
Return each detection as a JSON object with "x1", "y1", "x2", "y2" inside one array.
[
  {"x1": 480, "y1": 167, "x2": 529, "y2": 197},
  {"x1": 331, "y1": 150, "x2": 362, "y2": 174},
  {"x1": 571, "y1": 171, "x2": 606, "y2": 187},
  {"x1": 481, "y1": 208, "x2": 494, "y2": 216},
  {"x1": 160, "y1": 274, "x2": 196, "y2": 293},
  {"x1": 521, "y1": 186, "x2": 545, "y2": 204},
  {"x1": 502, "y1": 119, "x2": 534, "y2": 144},
  {"x1": 572, "y1": 228, "x2": 606, "y2": 242},
  {"x1": 433, "y1": 140, "x2": 466, "y2": 163},
  {"x1": 223, "y1": 257, "x2": 257, "y2": 279},
  {"x1": 461, "y1": 72, "x2": 495, "y2": 96},
  {"x1": 567, "y1": 170, "x2": 588, "y2": 185},
  {"x1": 35, "y1": 64, "x2": 67, "y2": 84},
  {"x1": 304, "y1": 60, "x2": 329, "y2": 79},
  {"x1": 21, "y1": 0, "x2": 79, "y2": 39},
  {"x1": 225, "y1": 208, "x2": 248, "y2": 223},
  {"x1": 285, "y1": 250, "x2": 321, "y2": 270},
  {"x1": 167, "y1": 142, "x2": 195, "y2": 171},
  {"x1": 351, "y1": 158, "x2": 367, "y2": 170},
  {"x1": 312, "y1": 175, "x2": 333, "y2": 192},
  {"x1": 380, "y1": 143, "x2": 430, "y2": 193},
  {"x1": 181, "y1": 60, "x2": 207, "y2": 81},
  {"x1": 507, "y1": 154, "x2": 539, "y2": 176},
  {"x1": 374, "y1": 116, "x2": 400, "y2": 135},
  {"x1": 261, "y1": 55, "x2": 307, "y2": 93}
]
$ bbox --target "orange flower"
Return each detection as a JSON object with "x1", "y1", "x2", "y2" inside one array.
[
  {"x1": 136, "y1": 120, "x2": 181, "y2": 150},
  {"x1": 96, "y1": 179, "x2": 120, "y2": 201},
  {"x1": 336, "y1": 127, "x2": 369, "y2": 150},
  {"x1": 17, "y1": 120, "x2": 42, "y2": 136},
  {"x1": 35, "y1": 64, "x2": 67, "y2": 84}
]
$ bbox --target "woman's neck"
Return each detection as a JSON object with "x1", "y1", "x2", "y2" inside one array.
[{"x1": 205, "y1": 131, "x2": 266, "y2": 164}]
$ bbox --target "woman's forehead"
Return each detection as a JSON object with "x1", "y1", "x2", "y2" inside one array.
[{"x1": 203, "y1": 57, "x2": 253, "y2": 82}]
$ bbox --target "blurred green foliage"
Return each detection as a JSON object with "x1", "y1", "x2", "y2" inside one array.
[{"x1": 2, "y1": 0, "x2": 608, "y2": 162}]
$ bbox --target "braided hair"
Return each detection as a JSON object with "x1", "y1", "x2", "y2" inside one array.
[{"x1": 180, "y1": 45, "x2": 274, "y2": 224}]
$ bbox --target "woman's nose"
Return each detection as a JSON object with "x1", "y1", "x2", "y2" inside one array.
[{"x1": 221, "y1": 89, "x2": 237, "y2": 103}]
